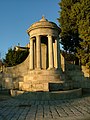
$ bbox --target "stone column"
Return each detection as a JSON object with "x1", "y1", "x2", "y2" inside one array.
[
  {"x1": 61, "y1": 53, "x2": 65, "y2": 72},
  {"x1": 30, "y1": 37, "x2": 34, "y2": 70},
  {"x1": 36, "y1": 35, "x2": 41, "y2": 69},
  {"x1": 57, "y1": 37, "x2": 60, "y2": 69},
  {"x1": 48, "y1": 35, "x2": 54, "y2": 69},
  {"x1": 55, "y1": 39, "x2": 58, "y2": 68},
  {"x1": 53, "y1": 42, "x2": 55, "y2": 68}
]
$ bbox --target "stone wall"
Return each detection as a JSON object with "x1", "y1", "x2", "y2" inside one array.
[
  {"x1": 65, "y1": 62, "x2": 90, "y2": 90},
  {"x1": 60, "y1": 54, "x2": 65, "y2": 72},
  {"x1": 2, "y1": 55, "x2": 29, "y2": 89},
  {"x1": 4, "y1": 55, "x2": 29, "y2": 76},
  {"x1": 82, "y1": 66, "x2": 90, "y2": 78},
  {"x1": 1, "y1": 53, "x2": 90, "y2": 91},
  {"x1": 0, "y1": 73, "x2": 2, "y2": 89}
]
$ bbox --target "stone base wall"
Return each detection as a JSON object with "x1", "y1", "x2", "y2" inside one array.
[
  {"x1": 1, "y1": 53, "x2": 90, "y2": 91},
  {"x1": 19, "y1": 69, "x2": 64, "y2": 91},
  {"x1": 82, "y1": 66, "x2": 90, "y2": 78},
  {"x1": 19, "y1": 82, "x2": 49, "y2": 91},
  {"x1": 2, "y1": 55, "x2": 29, "y2": 89},
  {"x1": 65, "y1": 62, "x2": 90, "y2": 89},
  {"x1": 4, "y1": 55, "x2": 29, "y2": 76}
]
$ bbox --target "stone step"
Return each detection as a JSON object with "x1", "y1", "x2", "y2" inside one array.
[
  {"x1": 27, "y1": 69, "x2": 61, "y2": 75},
  {"x1": 10, "y1": 88, "x2": 82, "y2": 100},
  {"x1": 49, "y1": 83, "x2": 65, "y2": 91},
  {"x1": 23, "y1": 74, "x2": 62, "y2": 82}
]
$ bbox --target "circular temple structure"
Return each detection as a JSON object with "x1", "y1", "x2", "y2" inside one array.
[
  {"x1": 17, "y1": 16, "x2": 82, "y2": 100},
  {"x1": 8, "y1": 16, "x2": 82, "y2": 99},
  {"x1": 19, "y1": 16, "x2": 63, "y2": 92}
]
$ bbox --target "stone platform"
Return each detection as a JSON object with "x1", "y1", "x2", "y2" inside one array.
[
  {"x1": 19, "y1": 69, "x2": 64, "y2": 92},
  {"x1": 0, "y1": 93, "x2": 90, "y2": 120}
]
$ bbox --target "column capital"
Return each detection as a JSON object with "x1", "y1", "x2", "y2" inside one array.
[
  {"x1": 30, "y1": 37, "x2": 35, "y2": 41},
  {"x1": 36, "y1": 35, "x2": 41, "y2": 39},
  {"x1": 47, "y1": 35, "x2": 52, "y2": 38}
]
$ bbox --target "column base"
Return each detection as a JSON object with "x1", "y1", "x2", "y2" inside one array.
[
  {"x1": 47, "y1": 67, "x2": 55, "y2": 70},
  {"x1": 35, "y1": 68, "x2": 42, "y2": 70},
  {"x1": 30, "y1": 68, "x2": 34, "y2": 71}
]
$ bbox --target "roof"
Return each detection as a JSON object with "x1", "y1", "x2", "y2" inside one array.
[{"x1": 27, "y1": 16, "x2": 60, "y2": 34}]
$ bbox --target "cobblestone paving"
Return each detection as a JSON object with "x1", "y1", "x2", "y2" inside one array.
[{"x1": 0, "y1": 94, "x2": 90, "y2": 120}]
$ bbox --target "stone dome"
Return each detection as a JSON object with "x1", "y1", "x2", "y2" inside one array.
[{"x1": 27, "y1": 16, "x2": 60, "y2": 38}]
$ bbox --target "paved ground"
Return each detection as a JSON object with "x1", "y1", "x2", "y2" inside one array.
[{"x1": 0, "y1": 94, "x2": 90, "y2": 120}]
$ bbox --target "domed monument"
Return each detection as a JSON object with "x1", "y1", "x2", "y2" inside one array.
[
  {"x1": 19, "y1": 16, "x2": 63, "y2": 91},
  {"x1": 28, "y1": 16, "x2": 60, "y2": 70},
  {"x1": 3, "y1": 16, "x2": 82, "y2": 99}
]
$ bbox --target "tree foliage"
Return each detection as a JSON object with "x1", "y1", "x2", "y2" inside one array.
[
  {"x1": 3, "y1": 48, "x2": 29, "y2": 67},
  {"x1": 76, "y1": 0, "x2": 90, "y2": 68},
  {"x1": 58, "y1": 0, "x2": 81, "y2": 53},
  {"x1": 61, "y1": 50, "x2": 76, "y2": 62},
  {"x1": 58, "y1": 0, "x2": 90, "y2": 68}
]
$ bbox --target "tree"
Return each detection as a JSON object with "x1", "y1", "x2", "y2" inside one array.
[
  {"x1": 58, "y1": 0, "x2": 81, "y2": 53},
  {"x1": 3, "y1": 48, "x2": 29, "y2": 67},
  {"x1": 58, "y1": 0, "x2": 90, "y2": 68},
  {"x1": 76, "y1": 0, "x2": 90, "y2": 69},
  {"x1": 69, "y1": 0, "x2": 90, "y2": 68}
]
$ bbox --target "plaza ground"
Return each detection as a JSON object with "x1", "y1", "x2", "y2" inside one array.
[{"x1": 0, "y1": 91, "x2": 90, "y2": 120}]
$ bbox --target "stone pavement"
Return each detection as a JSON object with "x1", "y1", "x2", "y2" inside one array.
[{"x1": 0, "y1": 94, "x2": 90, "y2": 120}]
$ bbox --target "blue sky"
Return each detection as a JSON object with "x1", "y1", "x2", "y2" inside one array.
[{"x1": 0, "y1": 0, "x2": 60, "y2": 59}]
